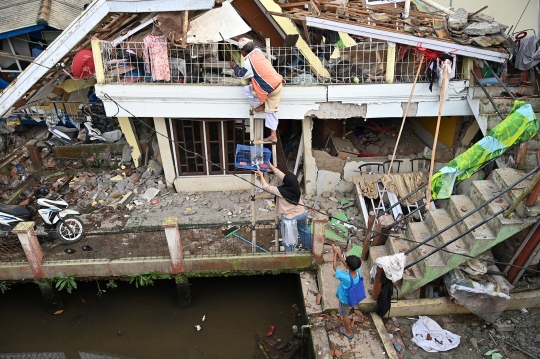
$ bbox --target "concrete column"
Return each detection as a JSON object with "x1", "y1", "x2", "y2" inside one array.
[
  {"x1": 302, "y1": 117, "x2": 317, "y2": 196},
  {"x1": 37, "y1": 280, "x2": 63, "y2": 313},
  {"x1": 12, "y1": 222, "x2": 45, "y2": 278},
  {"x1": 312, "y1": 213, "x2": 328, "y2": 265},
  {"x1": 162, "y1": 216, "x2": 184, "y2": 274},
  {"x1": 175, "y1": 274, "x2": 191, "y2": 306},
  {"x1": 118, "y1": 117, "x2": 143, "y2": 168},
  {"x1": 26, "y1": 139, "x2": 43, "y2": 170},
  {"x1": 385, "y1": 42, "x2": 396, "y2": 84},
  {"x1": 154, "y1": 117, "x2": 176, "y2": 188},
  {"x1": 90, "y1": 37, "x2": 105, "y2": 84}
]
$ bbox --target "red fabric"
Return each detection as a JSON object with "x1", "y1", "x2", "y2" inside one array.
[{"x1": 72, "y1": 49, "x2": 95, "y2": 79}]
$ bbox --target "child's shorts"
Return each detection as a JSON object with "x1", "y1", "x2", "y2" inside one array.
[{"x1": 338, "y1": 301, "x2": 351, "y2": 316}]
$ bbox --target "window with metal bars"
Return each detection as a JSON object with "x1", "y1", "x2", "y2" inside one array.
[{"x1": 171, "y1": 119, "x2": 250, "y2": 176}]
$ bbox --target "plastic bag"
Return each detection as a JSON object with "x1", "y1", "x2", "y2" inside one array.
[
  {"x1": 444, "y1": 268, "x2": 511, "y2": 323},
  {"x1": 282, "y1": 218, "x2": 298, "y2": 247}
]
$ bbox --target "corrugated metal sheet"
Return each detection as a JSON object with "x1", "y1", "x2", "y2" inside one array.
[
  {"x1": 0, "y1": 0, "x2": 86, "y2": 34},
  {"x1": 48, "y1": 0, "x2": 88, "y2": 30},
  {"x1": 0, "y1": 0, "x2": 42, "y2": 34}
]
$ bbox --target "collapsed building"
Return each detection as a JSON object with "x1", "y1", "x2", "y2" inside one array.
[{"x1": 2, "y1": 0, "x2": 540, "y2": 354}]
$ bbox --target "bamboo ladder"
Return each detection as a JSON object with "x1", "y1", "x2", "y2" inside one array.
[{"x1": 249, "y1": 38, "x2": 279, "y2": 253}]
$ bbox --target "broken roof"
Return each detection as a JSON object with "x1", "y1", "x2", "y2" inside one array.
[
  {"x1": 278, "y1": 0, "x2": 510, "y2": 62},
  {"x1": 0, "y1": 0, "x2": 219, "y2": 116},
  {"x1": 0, "y1": 0, "x2": 89, "y2": 34}
]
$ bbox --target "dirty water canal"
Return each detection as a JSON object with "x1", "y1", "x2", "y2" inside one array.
[{"x1": 0, "y1": 274, "x2": 309, "y2": 358}]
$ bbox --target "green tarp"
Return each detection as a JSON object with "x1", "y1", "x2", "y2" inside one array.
[{"x1": 432, "y1": 100, "x2": 538, "y2": 200}]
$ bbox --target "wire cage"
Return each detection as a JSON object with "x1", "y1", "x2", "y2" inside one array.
[{"x1": 235, "y1": 144, "x2": 272, "y2": 171}]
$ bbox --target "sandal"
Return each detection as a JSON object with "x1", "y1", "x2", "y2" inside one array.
[{"x1": 339, "y1": 325, "x2": 354, "y2": 339}]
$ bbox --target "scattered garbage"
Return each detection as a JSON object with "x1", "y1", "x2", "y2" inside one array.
[
  {"x1": 411, "y1": 316, "x2": 461, "y2": 352},
  {"x1": 444, "y1": 268, "x2": 512, "y2": 323},
  {"x1": 140, "y1": 188, "x2": 160, "y2": 202}
]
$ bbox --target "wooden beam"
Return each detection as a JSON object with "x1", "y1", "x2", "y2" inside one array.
[
  {"x1": 182, "y1": 11, "x2": 189, "y2": 48},
  {"x1": 279, "y1": 1, "x2": 309, "y2": 8},
  {"x1": 385, "y1": 42, "x2": 396, "y2": 84},
  {"x1": 91, "y1": 37, "x2": 105, "y2": 84}
]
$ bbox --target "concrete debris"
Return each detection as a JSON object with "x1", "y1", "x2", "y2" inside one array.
[
  {"x1": 448, "y1": 8, "x2": 469, "y2": 30},
  {"x1": 464, "y1": 22, "x2": 501, "y2": 36},
  {"x1": 147, "y1": 159, "x2": 163, "y2": 175},
  {"x1": 121, "y1": 145, "x2": 133, "y2": 163},
  {"x1": 494, "y1": 319, "x2": 514, "y2": 332},
  {"x1": 140, "y1": 188, "x2": 160, "y2": 202}
]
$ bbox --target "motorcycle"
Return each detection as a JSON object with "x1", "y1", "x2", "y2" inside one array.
[
  {"x1": 83, "y1": 121, "x2": 107, "y2": 143},
  {"x1": 0, "y1": 189, "x2": 84, "y2": 244}
]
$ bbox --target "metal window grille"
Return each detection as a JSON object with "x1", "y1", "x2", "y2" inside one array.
[
  {"x1": 0, "y1": 231, "x2": 28, "y2": 264},
  {"x1": 99, "y1": 40, "x2": 464, "y2": 86},
  {"x1": 0, "y1": 223, "x2": 283, "y2": 266}
]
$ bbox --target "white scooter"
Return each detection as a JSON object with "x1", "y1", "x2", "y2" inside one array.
[
  {"x1": 83, "y1": 122, "x2": 106, "y2": 142},
  {"x1": 0, "y1": 190, "x2": 84, "y2": 244}
]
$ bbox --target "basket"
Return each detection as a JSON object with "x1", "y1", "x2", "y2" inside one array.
[{"x1": 235, "y1": 144, "x2": 272, "y2": 171}]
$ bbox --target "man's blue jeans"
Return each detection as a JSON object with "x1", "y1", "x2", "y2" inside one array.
[{"x1": 281, "y1": 211, "x2": 312, "y2": 252}]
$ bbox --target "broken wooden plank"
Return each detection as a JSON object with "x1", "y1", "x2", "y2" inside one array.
[
  {"x1": 279, "y1": 1, "x2": 310, "y2": 8},
  {"x1": 370, "y1": 312, "x2": 399, "y2": 359}
]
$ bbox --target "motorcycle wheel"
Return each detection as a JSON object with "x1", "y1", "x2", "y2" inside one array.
[{"x1": 54, "y1": 216, "x2": 84, "y2": 244}]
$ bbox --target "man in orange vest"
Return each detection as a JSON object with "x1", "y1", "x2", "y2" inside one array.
[{"x1": 229, "y1": 38, "x2": 283, "y2": 143}]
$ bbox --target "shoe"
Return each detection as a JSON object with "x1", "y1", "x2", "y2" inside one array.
[{"x1": 340, "y1": 326, "x2": 354, "y2": 339}]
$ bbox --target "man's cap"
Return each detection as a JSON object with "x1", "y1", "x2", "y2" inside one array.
[{"x1": 238, "y1": 37, "x2": 253, "y2": 50}]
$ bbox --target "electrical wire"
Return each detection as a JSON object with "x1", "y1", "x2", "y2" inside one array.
[{"x1": 100, "y1": 92, "x2": 540, "y2": 275}]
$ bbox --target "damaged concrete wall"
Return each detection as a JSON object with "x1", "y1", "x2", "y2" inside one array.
[
  {"x1": 174, "y1": 174, "x2": 252, "y2": 192},
  {"x1": 306, "y1": 102, "x2": 367, "y2": 120}
]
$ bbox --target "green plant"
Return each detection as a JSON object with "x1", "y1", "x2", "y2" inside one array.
[
  {"x1": 106, "y1": 279, "x2": 118, "y2": 289},
  {"x1": 485, "y1": 350, "x2": 503, "y2": 359},
  {"x1": 128, "y1": 272, "x2": 171, "y2": 288},
  {"x1": 0, "y1": 281, "x2": 11, "y2": 294},
  {"x1": 53, "y1": 275, "x2": 77, "y2": 294}
]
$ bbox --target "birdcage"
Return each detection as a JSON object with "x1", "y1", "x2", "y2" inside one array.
[{"x1": 235, "y1": 144, "x2": 272, "y2": 171}]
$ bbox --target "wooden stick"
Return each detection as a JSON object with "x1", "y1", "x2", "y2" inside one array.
[
  {"x1": 386, "y1": 54, "x2": 424, "y2": 175},
  {"x1": 469, "y1": 5, "x2": 488, "y2": 18},
  {"x1": 302, "y1": 19, "x2": 311, "y2": 45},
  {"x1": 361, "y1": 212, "x2": 376, "y2": 261},
  {"x1": 426, "y1": 67, "x2": 447, "y2": 210},
  {"x1": 181, "y1": 11, "x2": 189, "y2": 48},
  {"x1": 504, "y1": 171, "x2": 540, "y2": 218}
]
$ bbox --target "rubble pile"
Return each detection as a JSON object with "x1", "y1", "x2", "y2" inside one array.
[{"x1": 448, "y1": 8, "x2": 509, "y2": 48}]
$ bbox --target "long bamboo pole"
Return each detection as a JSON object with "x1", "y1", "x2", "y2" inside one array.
[
  {"x1": 387, "y1": 54, "x2": 424, "y2": 175},
  {"x1": 426, "y1": 67, "x2": 448, "y2": 210}
]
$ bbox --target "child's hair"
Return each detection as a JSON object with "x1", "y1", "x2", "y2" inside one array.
[{"x1": 346, "y1": 255, "x2": 361, "y2": 271}]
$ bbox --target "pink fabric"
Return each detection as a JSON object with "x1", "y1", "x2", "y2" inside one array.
[{"x1": 143, "y1": 35, "x2": 171, "y2": 81}]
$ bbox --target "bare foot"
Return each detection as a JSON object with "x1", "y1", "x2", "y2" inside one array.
[
  {"x1": 254, "y1": 104, "x2": 265, "y2": 113},
  {"x1": 263, "y1": 136, "x2": 277, "y2": 143}
]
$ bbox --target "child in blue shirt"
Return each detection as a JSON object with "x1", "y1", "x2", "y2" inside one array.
[{"x1": 332, "y1": 244, "x2": 363, "y2": 339}]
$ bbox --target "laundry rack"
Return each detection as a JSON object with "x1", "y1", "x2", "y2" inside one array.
[{"x1": 357, "y1": 160, "x2": 426, "y2": 222}]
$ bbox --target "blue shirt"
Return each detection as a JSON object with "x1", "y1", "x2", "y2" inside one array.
[{"x1": 335, "y1": 269, "x2": 361, "y2": 304}]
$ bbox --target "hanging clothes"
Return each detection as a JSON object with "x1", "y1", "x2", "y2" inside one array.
[
  {"x1": 437, "y1": 54, "x2": 456, "y2": 101},
  {"x1": 370, "y1": 253, "x2": 406, "y2": 282},
  {"x1": 515, "y1": 36, "x2": 540, "y2": 71},
  {"x1": 376, "y1": 276, "x2": 393, "y2": 318},
  {"x1": 143, "y1": 34, "x2": 171, "y2": 82}
]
